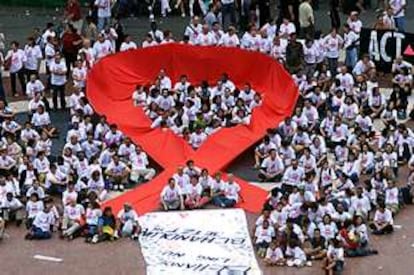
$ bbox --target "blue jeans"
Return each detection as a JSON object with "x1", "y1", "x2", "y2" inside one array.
[
  {"x1": 345, "y1": 48, "x2": 357, "y2": 69},
  {"x1": 212, "y1": 195, "x2": 236, "y2": 208},
  {"x1": 98, "y1": 17, "x2": 111, "y2": 32},
  {"x1": 32, "y1": 226, "x2": 52, "y2": 239},
  {"x1": 395, "y1": 17, "x2": 405, "y2": 33}
]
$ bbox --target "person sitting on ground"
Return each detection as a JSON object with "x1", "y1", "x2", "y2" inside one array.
[
  {"x1": 116, "y1": 203, "x2": 141, "y2": 240},
  {"x1": 25, "y1": 202, "x2": 55, "y2": 240},
  {"x1": 324, "y1": 238, "x2": 345, "y2": 275},
  {"x1": 61, "y1": 199, "x2": 85, "y2": 240},
  {"x1": 211, "y1": 173, "x2": 241, "y2": 208},
  {"x1": 264, "y1": 239, "x2": 286, "y2": 266},
  {"x1": 92, "y1": 206, "x2": 117, "y2": 243},
  {"x1": 160, "y1": 177, "x2": 184, "y2": 211},
  {"x1": 370, "y1": 202, "x2": 394, "y2": 235},
  {"x1": 1, "y1": 192, "x2": 24, "y2": 227}
]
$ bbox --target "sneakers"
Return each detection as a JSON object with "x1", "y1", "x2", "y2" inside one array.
[
  {"x1": 119, "y1": 184, "x2": 125, "y2": 191},
  {"x1": 91, "y1": 234, "x2": 99, "y2": 244},
  {"x1": 132, "y1": 233, "x2": 139, "y2": 241},
  {"x1": 306, "y1": 261, "x2": 313, "y2": 267}
]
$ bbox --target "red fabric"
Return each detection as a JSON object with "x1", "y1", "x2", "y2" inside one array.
[
  {"x1": 87, "y1": 44, "x2": 299, "y2": 214},
  {"x1": 404, "y1": 45, "x2": 414, "y2": 56}
]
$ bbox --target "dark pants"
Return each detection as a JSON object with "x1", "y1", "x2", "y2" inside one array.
[
  {"x1": 370, "y1": 224, "x2": 393, "y2": 235},
  {"x1": 327, "y1": 57, "x2": 338, "y2": 77},
  {"x1": 300, "y1": 25, "x2": 314, "y2": 40},
  {"x1": 10, "y1": 68, "x2": 26, "y2": 95},
  {"x1": 222, "y1": 3, "x2": 236, "y2": 31},
  {"x1": 31, "y1": 226, "x2": 52, "y2": 239},
  {"x1": 52, "y1": 84, "x2": 66, "y2": 110},
  {"x1": 63, "y1": 52, "x2": 77, "y2": 78},
  {"x1": 25, "y1": 69, "x2": 38, "y2": 82},
  {"x1": 0, "y1": 71, "x2": 5, "y2": 102}
]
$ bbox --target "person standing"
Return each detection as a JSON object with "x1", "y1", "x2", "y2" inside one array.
[
  {"x1": 61, "y1": 24, "x2": 83, "y2": 77},
  {"x1": 389, "y1": 0, "x2": 407, "y2": 32},
  {"x1": 343, "y1": 24, "x2": 359, "y2": 71},
  {"x1": 49, "y1": 52, "x2": 67, "y2": 110},
  {"x1": 64, "y1": 0, "x2": 83, "y2": 34},
  {"x1": 329, "y1": 0, "x2": 341, "y2": 30},
  {"x1": 285, "y1": 33, "x2": 304, "y2": 74},
  {"x1": 278, "y1": 0, "x2": 300, "y2": 31},
  {"x1": 323, "y1": 28, "x2": 343, "y2": 77},
  {"x1": 221, "y1": 0, "x2": 236, "y2": 31},
  {"x1": 24, "y1": 37, "x2": 43, "y2": 80},
  {"x1": 299, "y1": 0, "x2": 314, "y2": 39},
  {"x1": 95, "y1": 0, "x2": 112, "y2": 32},
  {"x1": 5, "y1": 41, "x2": 26, "y2": 97}
]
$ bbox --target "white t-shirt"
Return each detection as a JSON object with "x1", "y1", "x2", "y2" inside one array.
[
  {"x1": 95, "y1": 0, "x2": 112, "y2": 18},
  {"x1": 161, "y1": 185, "x2": 182, "y2": 202},
  {"x1": 72, "y1": 67, "x2": 87, "y2": 88},
  {"x1": 24, "y1": 45, "x2": 43, "y2": 70},
  {"x1": 120, "y1": 41, "x2": 137, "y2": 52},
  {"x1": 33, "y1": 211, "x2": 55, "y2": 232},
  {"x1": 26, "y1": 80, "x2": 45, "y2": 98},
  {"x1": 218, "y1": 33, "x2": 240, "y2": 47},
  {"x1": 26, "y1": 200, "x2": 44, "y2": 218},
  {"x1": 254, "y1": 226, "x2": 275, "y2": 244},
  {"x1": 64, "y1": 204, "x2": 85, "y2": 220},
  {"x1": 5, "y1": 49, "x2": 26, "y2": 73},
  {"x1": 93, "y1": 40, "x2": 113, "y2": 60},
  {"x1": 389, "y1": 0, "x2": 406, "y2": 18},
  {"x1": 323, "y1": 34, "x2": 343, "y2": 59},
  {"x1": 49, "y1": 60, "x2": 67, "y2": 86},
  {"x1": 374, "y1": 208, "x2": 394, "y2": 224},
  {"x1": 223, "y1": 182, "x2": 241, "y2": 201}
]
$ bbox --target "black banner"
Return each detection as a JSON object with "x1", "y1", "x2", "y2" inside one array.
[{"x1": 359, "y1": 28, "x2": 414, "y2": 73}]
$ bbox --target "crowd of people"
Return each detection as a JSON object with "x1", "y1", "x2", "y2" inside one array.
[
  {"x1": 134, "y1": 70, "x2": 262, "y2": 149},
  {"x1": 0, "y1": 0, "x2": 413, "y2": 274}
]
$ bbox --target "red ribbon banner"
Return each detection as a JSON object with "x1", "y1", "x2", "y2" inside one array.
[{"x1": 87, "y1": 43, "x2": 299, "y2": 214}]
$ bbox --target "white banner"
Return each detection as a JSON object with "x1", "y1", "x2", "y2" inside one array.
[{"x1": 138, "y1": 209, "x2": 262, "y2": 275}]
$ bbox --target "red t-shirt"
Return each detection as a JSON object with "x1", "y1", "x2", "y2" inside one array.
[
  {"x1": 65, "y1": 2, "x2": 81, "y2": 21},
  {"x1": 62, "y1": 32, "x2": 81, "y2": 54}
]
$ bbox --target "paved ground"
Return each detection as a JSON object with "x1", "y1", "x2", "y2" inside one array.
[{"x1": 2, "y1": 3, "x2": 414, "y2": 275}]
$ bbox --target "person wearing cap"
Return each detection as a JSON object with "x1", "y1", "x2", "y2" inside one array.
[{"x1": 116, "y1": 203, "x2": 140, "y2": 239}]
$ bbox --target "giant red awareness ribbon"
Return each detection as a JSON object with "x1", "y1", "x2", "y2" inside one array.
[{"x1": 86, "y1": 44, "x2": 299, "y2": 214}]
